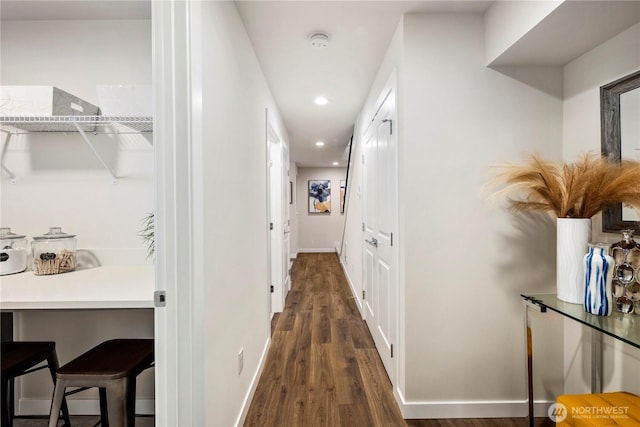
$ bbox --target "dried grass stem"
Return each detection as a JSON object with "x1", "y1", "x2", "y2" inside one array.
[{"x1": 492, "y1": 153, "x2": 640, "y2": 218}]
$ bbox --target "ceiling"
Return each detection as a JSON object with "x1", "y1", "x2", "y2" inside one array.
[
  {"x1": 0, "y1": 0, "x2": 492, "y2": 168},
  {"x1": 236, "y1": 1, "x2": 493, "y2": 167},
  {"x1": 3, "y1": 1, "x2": 640, "y2": 166}
]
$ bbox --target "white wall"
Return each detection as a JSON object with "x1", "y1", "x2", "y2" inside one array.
[
  {"x1": 1, "y1": 20, "x2": 151, "y2": 106},
  {"x1": 198, "y1": 2, "x2": 290, "y2": 425},
  {"x1": 0, "y1": 19, "x2": 154, "y2": 414},
  {"x1": 343, "y1": 9, "x2": 640, "y2": 419},
  {"x1": 562, "y1": 22, "x2": 640, "y2": 395},
  {"x1": 296, "y1": 167, "x2": 347, "y2": 252},
  {"x1": 344, "y1": 12, "x2": 566, "y2": 418},
  {"x1": 402, "y1": 12, "x2": 564, "y2": 412}
]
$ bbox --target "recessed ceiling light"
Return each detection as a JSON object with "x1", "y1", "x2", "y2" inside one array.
[
  {"x1": 315, "y1": 141, "x2": 325, "y2": 147},
  {"x1": 332, "y1": 162, "x2": 339, "y2": 166},
  {"x1": 314, "y1": 96, "x2": 328, "y2": 105}
]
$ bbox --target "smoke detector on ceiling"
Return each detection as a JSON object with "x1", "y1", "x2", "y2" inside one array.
[{"x1": 309, "y1": 32, "x2": 330, "y2": 48}]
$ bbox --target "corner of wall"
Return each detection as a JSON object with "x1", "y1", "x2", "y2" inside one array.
[{"x1": 484, "y1": 0, "x2": 564, "y2": 66}]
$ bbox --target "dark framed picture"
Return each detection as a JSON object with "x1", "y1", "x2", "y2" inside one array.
[{"x1": 308, "y1": 180, "x2": 331, "y2": 213}]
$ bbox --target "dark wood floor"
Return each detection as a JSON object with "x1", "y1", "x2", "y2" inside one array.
[
  {"x1": 406, "y1": 419, "x2": 553, "y2": 426},
  {"x1": 245, "y1": 253, "x2": 552, "y2": 427}
]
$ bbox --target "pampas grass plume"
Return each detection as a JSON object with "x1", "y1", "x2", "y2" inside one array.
[{"x1": 490, "y1": 152, "x2": 640, "y2": 218}]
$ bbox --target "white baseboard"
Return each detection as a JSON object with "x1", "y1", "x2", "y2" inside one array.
[
  {"x1": 395, "y1": 388, "x2": 553, "y2": 419},
  {"x1": 234, "y1": 336, "x2": 271, "y2": 427},
  {"x1": 18, "y1": 399, "x2": 155, "y2": 416},
  {"x1": 339, "y1": 255, "x2": 363, "y2": 314},
  {"x1": 297, "y1": 248, "x2": 337, "y2": 253}
]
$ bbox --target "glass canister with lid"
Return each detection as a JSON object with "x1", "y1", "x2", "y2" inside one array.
[
  {"x1": 32, "y1": 227, "x2": 77, "y2": 275},
  {"x1": 0, "y1": 227, "x2": 27, "y2": 275}
]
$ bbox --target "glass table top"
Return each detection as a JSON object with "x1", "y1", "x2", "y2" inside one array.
[{"x1": 522, "y1": 293, "x2": 640, "y2": 350}]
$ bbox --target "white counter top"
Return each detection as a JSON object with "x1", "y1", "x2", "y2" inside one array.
[{"x1": 0, "y1": 265, "x2": 154, "y2": 310}]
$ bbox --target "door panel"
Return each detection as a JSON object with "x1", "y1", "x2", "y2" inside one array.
[
  {"x1": 363, "y1": 127, "x2": 377, "y2": 321},
  {"x1": 377, "y1": 258, "x2": 392, "y2": 349},
  {"x1": 364, "y1": 244, "x2": 376, "y2": 320}
]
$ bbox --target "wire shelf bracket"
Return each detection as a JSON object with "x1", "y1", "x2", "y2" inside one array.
[
  {"x1": 1, "y1": 132, "x2": 16, "y2": 184},
  {"x1": 72, "y1": 121, "x2": 118, "y2": 184}
]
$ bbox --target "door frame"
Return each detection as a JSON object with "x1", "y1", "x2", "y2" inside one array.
[
  {"x1": 153, "y1": 1, "x2": 204, "y2": 425},
  {"x1": 266, "y1": 111, "x2": 288, "y2": 313}
]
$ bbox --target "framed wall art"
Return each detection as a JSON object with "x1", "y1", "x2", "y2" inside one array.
[
  {"x1": 308, "y1": 180, "x2": 331, "y2": 213},
  {"x1": 340, "y1": 180, "x2": 346, "y2": 214}
]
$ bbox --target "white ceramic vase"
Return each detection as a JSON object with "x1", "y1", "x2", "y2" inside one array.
[{"x1": 557, "y1": 218, "x2": 591, "y2": 304}]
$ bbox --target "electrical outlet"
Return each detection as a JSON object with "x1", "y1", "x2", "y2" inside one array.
[{"x1": 238, "y1": 348, "x2": 244, "y2": 375}]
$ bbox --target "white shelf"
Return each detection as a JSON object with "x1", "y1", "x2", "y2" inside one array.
[
  {"x1": 0, "y1": 115, "x2": 153, "y2": 183},
  {"x1": 0, "y1": 115, "x2": 152, "y2": 133}
]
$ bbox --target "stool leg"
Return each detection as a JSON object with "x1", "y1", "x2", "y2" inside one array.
[
  {"x1": 8, "y1": 378, "x2": 15, "y2": 427},
  {"x1": 46, "y1": 352, "x2": 71, "y2": 427},
  {"x1": 105, "y1": 378, "x2": 127, "y2": 427},
  {"x1": 99, "y1": 387, "x2": 109, "y2": 427},
  {"x1": 48, "y1": 380, "x2": 67, "y2": 427},
  {"x1": 125, "y1": 376, "x2": 136, "y2": 427},
  {"x1": 1, "y1": 378, "x2": 11, "y2": 427}
]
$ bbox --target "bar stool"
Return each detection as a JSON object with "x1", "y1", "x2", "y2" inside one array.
[
  {"x1": 1, "y1": 341, "x2": 71, "y2": 427},
  {"x1": 48, "y1": 339, "x2": 154, "y2": 427}
]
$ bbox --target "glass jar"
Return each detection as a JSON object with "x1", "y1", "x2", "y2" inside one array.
[
  {"x1": 0, "y1": 227, "x2": 27, "y2": 275},
  {"x1": 32, "y1": 227, "x2": 77, "y2": 275}
]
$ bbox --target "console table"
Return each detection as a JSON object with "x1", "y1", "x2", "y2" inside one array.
[{"x1": 521, "y1": 293, "x2": 640, "y2": 426}]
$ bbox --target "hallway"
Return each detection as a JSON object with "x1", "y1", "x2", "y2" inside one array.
[
  {"x1": 244, "y1": 252, "x2": 405, "y2": 426},
  {"x1": 243, "y1": 253, "x2": 554, "y2": 427}
]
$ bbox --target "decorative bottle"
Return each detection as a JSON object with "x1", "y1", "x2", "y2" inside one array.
[
  {"x1": 611, "y1": 230, "x2": 638, "y2": 263},
  {"x1": 584, "y1": 243, "x2": 615, "y2": 316},
  {"x1": 610, "y1": 229, "x2": 640, "y2": 313}
]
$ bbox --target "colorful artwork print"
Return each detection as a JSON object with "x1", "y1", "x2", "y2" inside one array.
[
  {"x1": 308, "y1": 180, "x2": 331, "y2": 213},
  {"x1": 340, "y1": 180, "x2": 346, "y2": 213}
]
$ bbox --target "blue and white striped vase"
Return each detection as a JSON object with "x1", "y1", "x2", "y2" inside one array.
[{"x1": 583, "y1": 243, "x2": 614, "y2": 316}]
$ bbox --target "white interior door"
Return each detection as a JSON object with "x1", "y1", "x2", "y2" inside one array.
[
  {"x1": 268, "y1": 122, "x2": 286, "y2": 313},
  {"x1": 362, "y1": 89, "x2": 397, "y2": 384},
  {"x1": 282, "y1": 144, "x2": 291, "y2": 292}
]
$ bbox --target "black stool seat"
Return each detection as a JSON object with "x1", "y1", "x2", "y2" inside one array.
[
  {"x1": 57, "y1": 339, "x2": 154, "y2": 379},
  {"x1": 1, "y1": 341, "x2": 71, "y2": 427},
  {"x1": 48, "y1": 339, "x2": 154, "y2": 427},
  {"x1": 2, "y1": 341, "x2": 56, "y2": 377}
]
